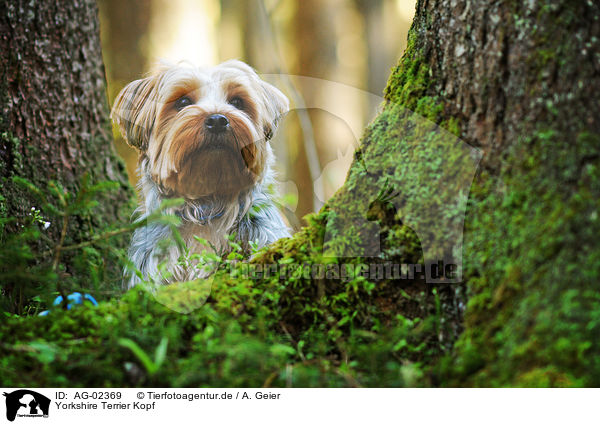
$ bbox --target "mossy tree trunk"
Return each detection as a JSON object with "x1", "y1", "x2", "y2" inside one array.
[
  {"x1": 391, "y1": 0, "x2": 600, "y2": 385},
  {"x1": 0, "y1": 0, "x2": 132, "y2": 312},
  {"x1": 254, "y1": 0, "x2": 600, "y2": 385}
]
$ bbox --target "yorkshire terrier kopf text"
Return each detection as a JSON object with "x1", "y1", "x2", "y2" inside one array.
[{"x1": 111, "y1": 60, "x2": 290, "y2": 288}]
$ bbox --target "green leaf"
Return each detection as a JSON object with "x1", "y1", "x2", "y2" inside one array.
[
  {"x1": 118, "y1": 338, "x2": 157, "y2": 375},
  {"x1": 154, "y1": 337, "x2": 168, "y2": 368}
]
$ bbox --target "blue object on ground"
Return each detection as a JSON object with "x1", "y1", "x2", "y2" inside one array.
[{"x1": 39, "y1": 292, "x2": 98, "y2": 315}]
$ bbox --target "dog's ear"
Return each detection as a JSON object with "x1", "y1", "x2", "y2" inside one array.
[
  {"x1": 111, "y1": 75, "x2": 158, "y2": 151},
  {"x1": 259, "y1": 80, "x2": 289, "y2": 140}
]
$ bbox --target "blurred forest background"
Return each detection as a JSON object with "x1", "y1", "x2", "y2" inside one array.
[{"x1": 98, "y1": 0, "x2": 416, "y2": 227}]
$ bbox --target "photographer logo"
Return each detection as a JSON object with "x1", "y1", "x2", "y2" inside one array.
[{"x1": 3, "y1": 390, "x2": 50, "y2": 422}]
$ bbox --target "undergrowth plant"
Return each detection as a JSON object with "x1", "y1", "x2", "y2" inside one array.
[{"x1": 0, "y1": 174, "x2": 182, "y2": 316}]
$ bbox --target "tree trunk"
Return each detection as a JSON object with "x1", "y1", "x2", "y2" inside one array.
[
  {"x1": 397, "y1": 0, "x2": 600, "y2": 386},
  {"x1": 248, "y1": 0, "x2": 600, "y2": 386},
  {"x1": 0, "y1": 0, "x2": 132, "y2": 311}
]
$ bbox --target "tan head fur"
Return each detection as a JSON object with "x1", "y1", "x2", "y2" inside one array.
[{"x1": 111, "y1": 60, "x2": 289, "y2": 199}]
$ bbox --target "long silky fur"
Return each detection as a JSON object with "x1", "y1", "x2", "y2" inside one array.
[{"x1": 126, "y1": 154, "x2": 289, "y2": 289}]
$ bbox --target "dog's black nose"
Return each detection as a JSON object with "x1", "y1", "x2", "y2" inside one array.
[{"x1": 205, "y1": 114, "x2": 229, "y2": 133}]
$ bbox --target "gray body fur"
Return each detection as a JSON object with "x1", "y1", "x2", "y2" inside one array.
[{"x1": 126, "y1": 157, "x2": 289, "y2": 288}]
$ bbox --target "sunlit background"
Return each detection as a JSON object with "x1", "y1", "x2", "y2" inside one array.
[{"x1": 98, "y1": 0, "x2": 416, "y2": 228}]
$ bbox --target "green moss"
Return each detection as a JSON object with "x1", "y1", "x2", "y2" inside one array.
[
  {"x1": 434, "y1": 122, "x2": 600, "y2": 387},
  {"x1": 384, "y1": 29, "x2": 429, "y2": 108},
  {"x1": 0, "y1": 272, "x2": 439, "y2": 386},
  {"x1": 1, "y1": 129, "x2": 23, "y2": 173}
]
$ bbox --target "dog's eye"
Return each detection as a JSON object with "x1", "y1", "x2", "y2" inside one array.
[
  {"x1": 229, "y1": 96, "x2": 244, "y2": 110},
  {"x1": 174, "y1": 96, "x2": 193, "y2": 111}
]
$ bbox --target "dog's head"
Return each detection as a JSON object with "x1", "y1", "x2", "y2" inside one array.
[{"x1": 111, "y1": 60, "x2": 289, "y2": 199}]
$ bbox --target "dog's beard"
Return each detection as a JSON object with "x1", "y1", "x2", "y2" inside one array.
[
  {"x1": 175, "y1": 140, "x2": 252, "y2": 198},
  {"x1": 151, "y1": 112, "x2": 266, "y2": 199}
]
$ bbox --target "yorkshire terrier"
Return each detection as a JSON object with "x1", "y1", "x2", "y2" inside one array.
[{"x1": 111, "y1": 60, "x2": 290, "y2": 288}]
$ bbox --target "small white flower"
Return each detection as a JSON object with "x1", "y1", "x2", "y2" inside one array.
[{"x1": 43, "y1": 221, "x2": 51, "y2": 230}]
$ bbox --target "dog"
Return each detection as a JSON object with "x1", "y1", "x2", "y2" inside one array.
[{"x1": 111, "y1": 60, "x2": 290, "y2": 288}]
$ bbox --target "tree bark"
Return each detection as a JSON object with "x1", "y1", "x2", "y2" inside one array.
[
  {"x1": 0, "y1": 1, "x2": 132, "y2": 309},
  {"x1": 0, "y1": 0, "x2": 131, "y2": 220},
  {"x1": 394, "y1": 0, "x2": 600, "y2": 386}
]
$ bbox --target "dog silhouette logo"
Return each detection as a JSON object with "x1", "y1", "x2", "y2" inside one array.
[{"x1": 3, "y1": 390, "x2": 50, "y2": 421}]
